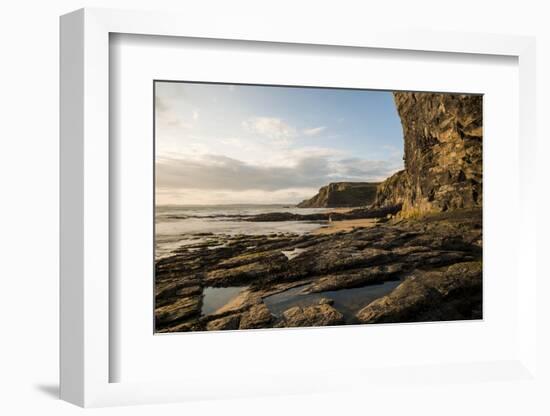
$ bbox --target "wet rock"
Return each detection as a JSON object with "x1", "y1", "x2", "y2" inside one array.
[
  {"x1": 239, "y1": 303, "x2": 274, "y2": 329},
  {"x1": 206, "y1": 314, "x2": 241, "y2": 331},
  {"x1": 401, "y1": 250, "x2": 473, "y2": 267},
  {"x1": 356, "y1": 261, "x2": 482, "y2": 324},
  {"x1": 218, "y1": 249, "x2": 289, "y2": 269},
  {"x1": 205, "y1": 252, "x2": 289, "y2": 286},
  {"x1": 155, "y1": 295, "x2": 202, "y2": 329},
  {"x1": 278, "y1": 303, "x2": 344, "y2": 327},
  {"x1": 318, "y1": 298, "x2": 334, "y2": 305},
  {"x1": 245, "y1": 205, "x2": 401, "y2": 222},
  {"x1": 155, "y1": 207, "x2": 483, "y2": 331},
  {"x1": 157, "y1": 321, "x2": 197, "y2": 333},
  {"x1": 245, "y1": 212, "x2": 311, "y2": 222},
  {"x1": 302, "y1": 264, "x2": 405, "y2": 294},
  {"x1": 155, "y1": 283, "x2": 202, "y2": 307},
  {"x1": 391, "y1": 245, "x2": 432, "y2": 256},
  {"x1": 297, "y1": 247, "x2": 395, "y2": 277}
]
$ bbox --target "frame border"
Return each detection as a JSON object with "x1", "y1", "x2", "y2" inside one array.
[{"x1": 60, "y1": 7, "x2": 537, "y2": 407}]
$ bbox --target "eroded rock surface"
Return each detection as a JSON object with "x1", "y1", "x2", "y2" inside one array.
[
  {"x1": 239, "y1": 303, "x2": 274, "y2": 329},
  {"x1": 374, "y1": 93, "x2": 482, "y2": 216},
  {"x1": 155, "y1": 208, "x2": 482, "y2": 332},
  {"x1": 206, "y1": 314, "x2": 241, "y2": 331},
  {"x1": 155, "y1": 295, "x2": 202, "y2": 330},
  {"x1": 277, "y1": 301, "x2": 344, "y2": 327},
  {"x1": 356, "y1": 261, "x2": 482, "y2": 324},
  {"x1": 297, "y1": 182, "x2": 379, "y2": 208}
]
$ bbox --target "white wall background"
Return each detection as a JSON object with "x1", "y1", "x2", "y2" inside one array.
[{"x1": 0, "y1": 1, "x2": 548, "y2": 414}]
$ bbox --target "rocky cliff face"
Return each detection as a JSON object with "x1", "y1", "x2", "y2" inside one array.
[
  {"x1": 297, "y1": 182, "x2": 379, "y2": 208},
  {"x1": 375, "y1": 92, "x2": 482, "y2": 216}
]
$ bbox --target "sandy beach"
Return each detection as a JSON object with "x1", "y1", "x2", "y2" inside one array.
[{"x1": 312, "y1": 218, "x2": 378, "y2": 235}]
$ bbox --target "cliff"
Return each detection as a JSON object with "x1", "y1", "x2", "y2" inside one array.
[
  {"x1": 297, "y1": 182, "x2": 379, "y2": 208},
  {"x1": 374, "y1": 92, "x2": 482, "y2": 215}
]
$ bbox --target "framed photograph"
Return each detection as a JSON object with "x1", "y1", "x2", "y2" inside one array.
[
  {"x1": 153, "y1": 81, "x2": 483, "y2": 334},
  {"x1": 60, "y1": 8, "x2": 538, "y2": 407}
]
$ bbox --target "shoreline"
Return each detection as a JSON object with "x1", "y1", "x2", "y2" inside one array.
[
  {"x1": 311, "y1": 218, "x2": 378, "y2": 235},
  {"x1": 154, "y1": 208, "x2": 483, "y2": 332}
]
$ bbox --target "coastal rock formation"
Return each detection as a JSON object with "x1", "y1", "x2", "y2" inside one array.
[
  {"x1": 155, "y1": 208, "x2": 482, "y2": 332},
  {"x1": 301, "y1": 264, "x2": 405, "y2": 294},
  {"x1": 277, "y1": 301, "x2": 344, "y2": 327},
  {"x1": 373, "y1": 170, "x2": 410, "y2": 210},
  {"x1": 155, "y1": 295, "x2": 202, "y2": 329},
  {"x1": 297, "y1": 182, "x2": 379, "y2": 208},
  {"x1": 356, "y1": 261, "x2": 482, "y2": 323},
  {"x1": 239, "y1": 303, "x2": 274, "y2": 329},
  {"x1": 245, "y1": 205, "x2": 401, "y2": 222},
  {"x1": 206, "y1": 314, "x2": 241, "y2": 331},
  {"x1": 374, "y1": 92, "x2": 482, "y2": 216},
  {"x1": 205, "y1": 251, "x2": 289, "y2": 286}
]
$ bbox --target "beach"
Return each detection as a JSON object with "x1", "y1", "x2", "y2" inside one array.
[
  {"x1": 154, "y1": 205, "x2": 482, "y2": 332},
  {"x1": 312, "y1": 218, "x2": 378, "y2": 235}
]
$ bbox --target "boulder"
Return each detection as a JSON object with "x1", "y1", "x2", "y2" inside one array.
[
  {"x1": 279, "y1": 303, "x2": 345, "y2": 327},
  {"x1": 356, "y1": 261, "x2": 482, "y2": 324},
  {"x1": 155, "y1": 295, "x2": 202, "y2": 329},
  {"x1": 239, "y1": 303, "x2": 274, "y2": 329},
  {"x1": 206, "y1": 314, "x2": 241, "y2": 331},
  {"x1": 155, "y1": 283, "x2": 202, "y2": 307}
]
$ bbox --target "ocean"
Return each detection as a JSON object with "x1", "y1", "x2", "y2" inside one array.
[{"x1": 155, "y1": 204, "x2": 330, "y2": 259}]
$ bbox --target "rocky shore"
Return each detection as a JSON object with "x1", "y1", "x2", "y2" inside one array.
[
  {"x1": 155, "y1": 208, "x2": 482, "y2": 332},
  {"x1": 244, "y1": 204, "x2": 401, "y2": 222}
]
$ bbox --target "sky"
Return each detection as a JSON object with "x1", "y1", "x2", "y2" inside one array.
[{"x1": 155, "y1": 81, "x2": 404, "y2": 205}]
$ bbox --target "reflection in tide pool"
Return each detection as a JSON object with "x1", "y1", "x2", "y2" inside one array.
[
  {"x1": 201, "y1": 286, "x2": 246, "y2": 316},
  {"x1": 264, "y1": 280, "x2": 403, "y2": 323}
]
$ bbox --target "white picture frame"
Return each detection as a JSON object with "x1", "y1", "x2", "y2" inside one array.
[{"x1": 60, "y1": 7, "x2": 538, "y2": 408}]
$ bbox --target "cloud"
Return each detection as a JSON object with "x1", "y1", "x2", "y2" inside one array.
[
  {"x1": 156, "y1": 187, "x2": 320, "y2": 205},
  {"x1": 157, "y1": 154, "x2": 326, "y2": 191},
  {"x1": 219, "y1": 137, "x2": 244, "y2": 147},
  {"x1": 156, "y1": 96, "x2": 186, "y2": 128},
  {"x1": 155, "y1": 96, "x2": 197, "y2": 129},
  {"x1": 155, "y1": 95, "x2": 169, "y2": 112},
  {"x1": 156, "y1": 153, "x2": 401, "y2": 195},
  {"x1": 303, "y1": 126, "x2": 326, "y2": 136},
  {"x1": 241, "y1": 118, "x2": 329, "y2": 144},
  {"x1": 242, "y1": 117, "x2": 296, "y2": 145}
]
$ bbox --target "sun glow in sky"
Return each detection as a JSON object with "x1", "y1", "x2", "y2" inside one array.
[{"x1": 155, "y1": 81, "x2": 404, "y2": 205}]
